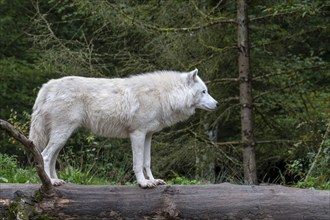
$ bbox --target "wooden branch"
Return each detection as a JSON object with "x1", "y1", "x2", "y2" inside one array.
[
  {"x1": 215, "y1": 139, "x2": 296, "y2": 146},
  {"x1": 109, "y1": 3, "x2": 236, "y2": 33},
  {"x1": 131, "y1": 18, "x2": 236, "y2": 33},
  {"x1": 250, "y1": 5, "x2": 327, "y2": 23},
  {"x1": 0, "y1": 183, "x2": 329, "y2": 219},
  {"x1": 250, "y1": 11, "x2": 300, "y2": 23},
  {"x1": 0, "y1": 119, "x2": 55, "y2": 197},
  {"x1": 205, "y1": 77, "x2": 239, "y2": 85},
  {"x1": 254, "y1": 80, "x2": 304, "y2": 101},
  {"x1": 154, "y1": 18, "x2": 237, "y2": 32}
]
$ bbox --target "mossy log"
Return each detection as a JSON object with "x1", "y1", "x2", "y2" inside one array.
[{"x1": 0, "y1": 183, "x2": 329, "y2": 219}]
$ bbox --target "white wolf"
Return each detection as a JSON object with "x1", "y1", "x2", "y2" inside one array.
[{"x1": 29, "y1": 69, "x2": 218, "y2": 188}]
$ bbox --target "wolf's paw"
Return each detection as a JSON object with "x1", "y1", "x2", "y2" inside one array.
[
  {"x1": 138, "y1": 179, "x2": 166, "y2": 188},
  {"x1": 154, "y1": 179, "x2": 166, "y2": 185},
  {"x1": 139, "y1": 179, "x2": 158, "y2": 189},
  {"x1": 51, "y1": 178, "x2": 66, "y2": 186}
]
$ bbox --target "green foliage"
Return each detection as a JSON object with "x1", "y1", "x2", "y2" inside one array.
[
  {"x1": 0, "y1": 58, "x2": 54, "y2": 159},
  {"x1": 8, "y1": 109, "x2": 30, "y2": 137},
  {"x1": 0, "y1": 0, "x2": 35, "y2": 60},
  {"x1": 57, "y1": 131, "x2": 133, "y2": 185},
  {"x1": 58, "y1": 165, "x2": 105, "y2": 185},
  {"x1": 167, "y1": 174, "x2": 202, "y2": 185},
  {"x1": 0, "y1": 153, "x2": 39, "y2": 183},
  {"x1": 0, "y1": 59, "x2": 41, "y2": 114},
  {"x1": 0, "y1": 0, "x2": 329, "y2": 189},
  {"x1": 295, "y1": 177, "x2": 330, "y2": 190},
  {"x1": 0, "y1": 152, "x2": 130, "y2": 185}
]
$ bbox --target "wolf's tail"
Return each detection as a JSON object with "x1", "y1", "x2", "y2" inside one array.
[
  {"x1": 29, "y1": 112, "x2": 49, "y2": 153},
  {"x1": 29, "y1": 87, "x2": 50, "y2": 153}
]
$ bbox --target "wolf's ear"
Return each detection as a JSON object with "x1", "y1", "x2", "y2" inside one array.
[{"x1": 188, "y1": 68, "x2": 198, "y2": 83}]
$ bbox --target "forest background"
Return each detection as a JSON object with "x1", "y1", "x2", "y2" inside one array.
[{"x1": 0, "y1": 0, "x2": 329, "y2": 189}]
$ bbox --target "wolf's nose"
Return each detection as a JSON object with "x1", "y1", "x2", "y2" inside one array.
[{"x1": 216, "y1": 102, "x2": 219, "y2": 108}]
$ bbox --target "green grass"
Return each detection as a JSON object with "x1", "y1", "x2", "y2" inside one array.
[
  {"x1": 1, "y1": 153, "x2": 329, "y2": 189},
  {"x1": 0, "y1": 153, "x2": 39, "y2": 184},
  {"x1": 0, "y1": 153, "x2": 133, "y2": 185},
  {"x1": 0, "y1": 153, "x2": 202, "y2": 186},
  {"x1": 294, "y1": 177, "x2": 330, "y2": 190},
  {"x1": 167, "y1": 175, "x2": 203, "y2": 185}
]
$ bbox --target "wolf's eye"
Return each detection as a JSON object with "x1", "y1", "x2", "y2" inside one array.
[{"x1": 202, "y1": 90, "x2": 206, "y2": 94}]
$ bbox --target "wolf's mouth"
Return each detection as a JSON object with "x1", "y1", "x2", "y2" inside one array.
[{"x1": 203, "y1": 105, "x2": 217, "y2": 111}]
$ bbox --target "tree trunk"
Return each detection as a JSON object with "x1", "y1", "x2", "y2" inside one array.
[
  {"x1": 1, "y1": 183, "x2": 329, "y2": 219},
  {"x1": 237, "y1": 0, "x2": 257, "y2": 184}
]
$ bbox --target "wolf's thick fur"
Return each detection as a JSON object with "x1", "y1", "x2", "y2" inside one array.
[{"x1": 29, "y1": 69, "x2": 218, "y2": 188}]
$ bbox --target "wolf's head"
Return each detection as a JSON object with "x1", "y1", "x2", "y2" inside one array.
[{"x1": 187, "y1": 69, "x2": 218, "y2": 111}]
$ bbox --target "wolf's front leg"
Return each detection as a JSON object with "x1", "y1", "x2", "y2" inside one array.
[
  {"x1": 143, "y1": 133, "x2": 166, "y2": 186},
  {"x1": 130, "y1": 131, "x2": 158, "y2": 188}
]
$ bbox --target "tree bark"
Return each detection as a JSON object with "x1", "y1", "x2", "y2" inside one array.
[
  {"x1": 1, "y1": 183, "x2": 329, "y2": 219},
  {"x1": 237, "y1": 0, "x2": 257, "y2": 184}
]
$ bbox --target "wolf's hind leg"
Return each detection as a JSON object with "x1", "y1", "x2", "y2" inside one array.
[
  {"x1": 50, "y1": 150, "x2": 61, "y2": 180},
  {"x1": 42, "y1": 124, "x2": 76, "y2": 186}
]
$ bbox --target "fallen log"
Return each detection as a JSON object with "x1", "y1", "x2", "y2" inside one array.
[
  {"x1": 0, "y1": 183, "x2": 329, "y2": 219},
  {"x1": 1, "y1": 120, "x2": 329, "y2": 219}
]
